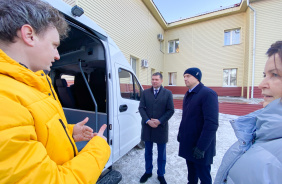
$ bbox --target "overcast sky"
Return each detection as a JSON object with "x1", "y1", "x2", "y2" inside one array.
[{"x1": 153, "y1": 0, "x2": 242, "y2": 23}]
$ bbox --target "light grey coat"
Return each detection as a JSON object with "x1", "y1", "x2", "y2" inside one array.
[{"x1": 215, "y1": 98, "x2": 282, "y2": 184}]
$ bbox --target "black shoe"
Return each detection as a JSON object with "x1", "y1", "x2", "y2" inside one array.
[
  {"x1": 157, "y1": 176, "x2": 167, "y2": 184},
  {"x1": 140, "y1": 173, "x2": 152, "y2": 183}
]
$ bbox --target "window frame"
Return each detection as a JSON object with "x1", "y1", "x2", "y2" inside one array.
[
  {"x1": 168, "y1": 72, "x2": 177, "y2": 86},
  {"x1": 223, "y1": 68, "x2": 237, "y2": 87},
  {"x1": 118, "y1": 68, "x2": 142, "y2": 101},
  {"x1": 168, "y1": 39, "x2": 179, "y2": 53},
  {"x1": 224, "y1": 28, "x2": 241, "y2": 46},
  {"x1": 130, "y1": 56, "x2": 137, "y2": 75}
]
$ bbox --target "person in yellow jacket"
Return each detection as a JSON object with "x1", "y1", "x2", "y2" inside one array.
[{"x1": 0, "y1": 0, "x2": 111, "y2": 183}]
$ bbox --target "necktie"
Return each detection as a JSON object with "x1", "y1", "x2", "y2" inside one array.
[{"x1": 154, "y1": 89, "x2": 158, "y2": 98}]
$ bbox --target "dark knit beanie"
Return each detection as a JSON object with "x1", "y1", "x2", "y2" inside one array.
[{"x1": 183, "y1": 67, "x2": 202, "y2": 82}]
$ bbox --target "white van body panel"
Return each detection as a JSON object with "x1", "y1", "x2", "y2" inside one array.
[
  {"x1": 114, "y1": 63, "x2": 142, "y2": 159},
  {"x1": 43, "y1": 0, "x2": 108, "y2": 38},
  {"x1": 44, "y1": 0, "x2": 143, "y2": 170},
  {"x1": 106, "y1": 38, "x2": 142, "y2": 162}
]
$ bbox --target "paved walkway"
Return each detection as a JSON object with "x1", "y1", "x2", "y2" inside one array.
[{"x1": 173, "y1": 95, "x2": 263, "y2": 116}]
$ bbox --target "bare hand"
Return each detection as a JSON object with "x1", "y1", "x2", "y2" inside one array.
[
  {"x1": 147, "y1": 120, "x2": 158, "y2": 128},
  {"x1": 73, "y1": 117, "x2": 94, "y2": 142},
  {"x1": 151, "y1": 118, "x2": 161, "y2": 127},
  {"x1": 93, "y1": 124, "x2": 107, "y2": 141}
]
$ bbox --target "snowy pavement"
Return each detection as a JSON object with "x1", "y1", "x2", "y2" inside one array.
[{"x1": 113, "y1": 109, "x2": 238, "y2": 184}]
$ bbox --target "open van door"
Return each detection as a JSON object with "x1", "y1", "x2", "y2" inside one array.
[
  {"x1": 115, "y1": 63, "x2": 142, "y2": 157},
  {"x1": 44, "y1": 0, "x2": 143, "y2": 182}
]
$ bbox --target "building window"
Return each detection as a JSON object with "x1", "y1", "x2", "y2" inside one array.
[
  {"x1": 223, "y1": 69, "x2": 237, "y2": 86},
  {"x1": 168, "y1": 39, "x2": 179, "y2": 53},
  {"x1": 130, "y1": 57, "x2": 137, "y2": 74},
  {"x1": 168, "y1": 72, "x2": 177, "y2": 85},
  {"x1": 224, "y1": 29, "x2": 240, "y2": 46},
  {"x1": 160, "y1": 41, "x2": 164, "y2": 52},
  {"x1": 151, "y1": 68, "x2": 155, "y2": 77}
]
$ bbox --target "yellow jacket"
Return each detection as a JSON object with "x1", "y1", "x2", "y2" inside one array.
[{"x1": 0, "y1": 50, "x2": 111, "y2": 183}]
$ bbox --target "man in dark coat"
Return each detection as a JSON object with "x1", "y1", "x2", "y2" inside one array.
[
  {"x1": 139, "y1": 72, "x2": 174, "y2": 184},
  {"x1": 178, "y1": 67, "x2": 219, "y2": 184}
]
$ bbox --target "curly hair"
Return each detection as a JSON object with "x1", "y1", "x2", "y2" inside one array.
[{"x1": 0, "y1": 0, "x2": 69, "y2": 43}]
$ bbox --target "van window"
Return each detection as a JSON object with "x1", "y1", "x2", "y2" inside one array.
[
  {"x1": 133, "y1": 75, "x2": 141, "y2": 100},
  {"x1": 61, "y1": 74, "x2": 74, "y2": 86},
  {"x1": 118, "y1": 68, "x2": 141, "y2": 101}
]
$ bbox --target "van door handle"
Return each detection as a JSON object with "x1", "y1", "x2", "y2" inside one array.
[{"x1": 119, "y1": 104, "x2": 128, "y2": 112}]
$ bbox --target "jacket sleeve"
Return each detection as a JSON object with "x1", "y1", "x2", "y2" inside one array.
[
  {"x1": 68, "y1": 124, "x2": 75, "y2": 136},
  {"x1": 0, "y1": 96, "x2": 111, "y2": 184},
  {"x1": 196, "y1": 90, "x2": 219, "y2": 151},
  {"x1": 139, "y1": 91, "x2": 149, "y2": 123},
  {"x1": 159, "y1": 91, "x2": 175, "y2": 124}
]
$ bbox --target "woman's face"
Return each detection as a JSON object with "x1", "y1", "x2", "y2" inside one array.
[{"x1": 259, "y1": 53, "x2": 282, "y2": 107}]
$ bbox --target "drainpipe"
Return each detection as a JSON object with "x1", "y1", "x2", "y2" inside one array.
[{"x1": 247, "y1": 0, "x2": 256, "y2": 98}]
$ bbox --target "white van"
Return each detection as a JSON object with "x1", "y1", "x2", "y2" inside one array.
[{"x1": 44, "y1": 0, "x2": 143, "y2": 182}]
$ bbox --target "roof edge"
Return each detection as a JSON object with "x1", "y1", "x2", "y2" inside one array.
[
  {"x1": 143, "y1": 0, "x2": 248, "y2": 30},
  {"x1": 142, "y1": 0, "x2": 167, "y2": 29}
]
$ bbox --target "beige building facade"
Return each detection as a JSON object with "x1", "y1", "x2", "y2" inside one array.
[{"x1": 62, "y1": 0, "x2": 282, "y2": 98}]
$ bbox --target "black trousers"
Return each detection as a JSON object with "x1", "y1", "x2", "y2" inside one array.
[{"x1": 186, "y1": 160, "x2": 212, "y2": 184}]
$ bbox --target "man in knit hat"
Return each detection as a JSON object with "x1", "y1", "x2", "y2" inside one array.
[{"x1": 177, "y1": 67, "x2": 219, "y2": 184}]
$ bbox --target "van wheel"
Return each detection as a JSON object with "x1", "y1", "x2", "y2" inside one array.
[{"x1": 136, "y1": 141, "x2": 145, "y2": 149}]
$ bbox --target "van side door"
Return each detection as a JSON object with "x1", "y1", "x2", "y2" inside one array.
[{"x1": 115, "y1": 65, "x2": 142, "y2": 157}]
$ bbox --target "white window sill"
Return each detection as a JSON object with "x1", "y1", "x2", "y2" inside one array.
[
  {"x1": 167, "y1": 52, "x2": 179, "y2": 54},
  {"x1": 223, "y1": 43, "x2": 242, "y2": 47}
]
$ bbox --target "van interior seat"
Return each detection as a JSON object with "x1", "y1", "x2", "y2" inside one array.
[
  {"x1": 74, "y1": 73, "x2": 95, "y2": 111},
  {"x1": 89, "y1": 69, "x2": 106, "y2": 113},
  {"x1": 56, "y1": 78, "x2": 76, "y2": 108}
]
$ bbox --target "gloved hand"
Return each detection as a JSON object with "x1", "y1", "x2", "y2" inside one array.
[{"x1": 193, "y1": 147, "x2": 205, "y2": 159}]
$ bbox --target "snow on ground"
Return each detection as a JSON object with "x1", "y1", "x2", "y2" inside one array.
[{"x1": 112, "y1": 109, "x2": 238, "y2": 184}]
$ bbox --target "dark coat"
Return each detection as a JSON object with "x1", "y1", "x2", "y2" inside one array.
[
  {"x1": 139, "y1": 86, "x2": 174, "y2": 144},
  {"x1": 178, "y1": 83, "x2": 218, "y2": 165}
]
